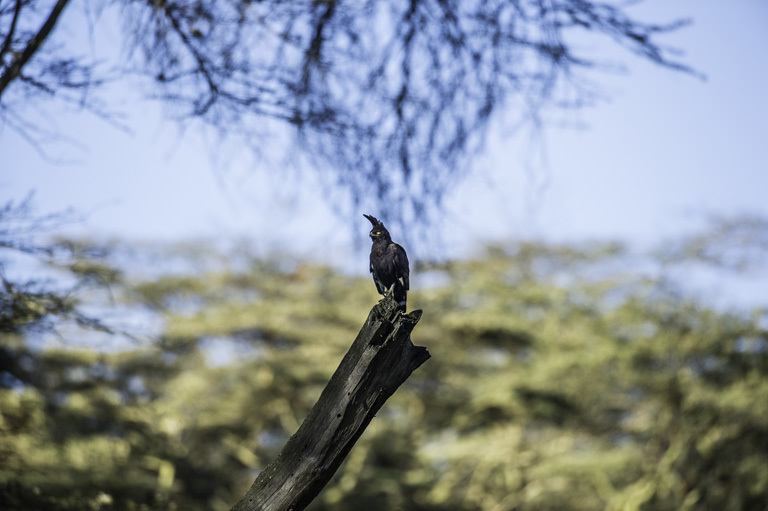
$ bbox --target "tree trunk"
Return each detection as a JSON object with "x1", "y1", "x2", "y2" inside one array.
[{"x1": 230, "y1": 295, "x2": 430, "y2": 511}]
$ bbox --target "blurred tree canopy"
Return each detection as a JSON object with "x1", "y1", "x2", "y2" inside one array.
[
  {"x1": 1, "y1": 0, "x2": 699, "y2": 224},
  {"x1": 1, "y1": 211, "x2": 767, "y2": 510}
]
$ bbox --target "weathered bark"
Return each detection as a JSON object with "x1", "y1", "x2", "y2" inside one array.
[{"x1": 230, "y1": 295, "x2": 430, "y2": 511}]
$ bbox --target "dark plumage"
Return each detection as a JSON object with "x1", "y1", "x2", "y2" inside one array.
[{"x1": 364, "y1": 214, "x2": 410, "y2": 312}]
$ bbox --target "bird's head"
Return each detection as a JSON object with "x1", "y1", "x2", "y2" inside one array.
[{"x1": 363, "y1": 214, "x2": 391, "y2": 241}]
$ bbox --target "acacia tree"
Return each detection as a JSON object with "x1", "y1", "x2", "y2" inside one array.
[
  {"x1": 1, "y1": 0, "x2": 698, "y2": 224},
  {"x1": 0, "y1": 195, "x2": 121, "y2": 337},
  {"x1": 2, "y1": 217, "x2": 766, "y2": 511}
]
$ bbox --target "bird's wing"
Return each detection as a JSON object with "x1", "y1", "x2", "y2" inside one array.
[
  {"x1": 391, "y1": 243, "x2": 410, "y2": 290},
  {"x1": 370, "y1": 255, "x2": 386, "y2": 294}
]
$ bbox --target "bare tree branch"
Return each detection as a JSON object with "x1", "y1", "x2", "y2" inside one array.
[
  {"x1": 1, "y1": 0, "x2": 701, "y2": 228},
  {"x1": 0, "y1": 0, "x2": 22, "y2": 63},
  {"x1": 0, "y1": 0, "x2": 70, "y2": 99}
]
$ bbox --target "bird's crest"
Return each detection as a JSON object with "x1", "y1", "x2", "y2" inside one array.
[{"x1": 363, "y1": 214, "x2": 384, "y2": 228}]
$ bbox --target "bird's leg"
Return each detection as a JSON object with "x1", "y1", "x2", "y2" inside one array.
[{"x1": 378, "y1": 287, "x2": 395, "y2": 308}]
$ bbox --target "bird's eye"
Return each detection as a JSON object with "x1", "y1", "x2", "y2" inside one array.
[{"x1": 374, "y1": 231, "x2": 381, "y2": 235}]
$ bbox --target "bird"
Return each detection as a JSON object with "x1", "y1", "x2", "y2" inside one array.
[{"x1": 363, "y1": 214, "x2": 410, "y2": 312}]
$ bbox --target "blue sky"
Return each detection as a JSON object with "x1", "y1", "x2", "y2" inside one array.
[{"x1": 2, "y1": 1, "x2": 768, "y2": 273}]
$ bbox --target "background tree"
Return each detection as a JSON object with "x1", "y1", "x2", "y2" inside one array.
[
  {"x1": 1, "y1": 0, "x2": 699, "y2": 226},
  {"x1": 2, "y1": 212, "x2": 766, "y2": 510},
  {"x1": 0, "y1": 195, "x2": 119, "y2": 336}
]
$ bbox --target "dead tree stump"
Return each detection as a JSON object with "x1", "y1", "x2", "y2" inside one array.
[{"x1": 230, "y1": 295, "x2": 430, "y2": 511}]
